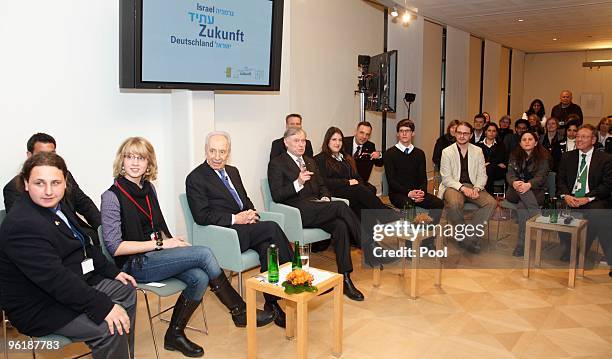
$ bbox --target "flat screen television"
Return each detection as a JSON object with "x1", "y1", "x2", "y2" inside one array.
[
  {"x1": 120, "y1": 0, "x2": 284, "y2": 91},
  {"x1": 365, "y1": 50, "x2": 397, "y2": 112}
]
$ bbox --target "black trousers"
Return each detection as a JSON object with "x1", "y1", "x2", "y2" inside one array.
[
  {"x1": 484, "y1": 165, "x2": 507, "y2": 194},
  {"x1": 232, "y1": 221, "x2": 293, "y2": 272},
  {"x1": 559, "y1": 200, "x2": 611, "y2": 263},
  {"x1": 295, "y1": 201, "x2": 359, "y2": 273},
  {"x1": 389, "y1": 192, "x2": 445, "y2": 224},
  {"x1": 332, "y1": 183, "x2": 387, "y2": 218}
]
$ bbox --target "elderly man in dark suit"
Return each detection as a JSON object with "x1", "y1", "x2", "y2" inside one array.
[
  {"x1": 0, "y1": 152, "x2": 136, "y2": 359},
  {"x1": 186, "y1": 131, "x2": 293, "y2": 327},
  {"x1": 267, "y1": 127, "x2": 364, "y2": 301},
  {"x1": 269, "y1": 113, "x2": 314, "y2": 159},
  {"x1": 342, "y1": 121, "x2": 383, "y2": 184},
  {"x1": 556, "y1": 124, "x2": 612, "y2": 265},
  {"x1": 3, "y1": 132, "x2": 102, "y2": 246}
]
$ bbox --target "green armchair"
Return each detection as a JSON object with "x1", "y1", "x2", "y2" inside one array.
[{"x1": 178, "y1": 193, "x2": 284, "y2": 296}]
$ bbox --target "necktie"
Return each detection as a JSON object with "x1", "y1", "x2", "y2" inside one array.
[
  {"x1": 354, "y1": 145, "x2": 361, "y2": 157},
  {"x1": 296, "y1": 157, "x2": 306, "y2": 171},
  {"x1": 219, "y1": 169, "x2": 244, "y2": 210},
  {"x1": 55, "y1": 208, "x2": 87, "y2": 247},
  {"x1": 575, "y1": 153, "x2": 588, "y2": 197},
  {"x1": 404, "y1": 147, "x2": 410, "y2": 155}
]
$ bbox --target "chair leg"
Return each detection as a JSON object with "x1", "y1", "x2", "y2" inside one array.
[
  {"x1": 200, "y1": 301, "x2": 209, "y2": 335},
  {"x1": 138, "y1": 289, "x2": 160, "y2": 359},
  {"x1": 238, "y1": 272, "x2": 244, "y2": 298}
]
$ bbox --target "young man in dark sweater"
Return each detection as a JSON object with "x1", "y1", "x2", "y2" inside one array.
[{"x1": 384, "y1": 118, "x2": 444, "y2": 226}]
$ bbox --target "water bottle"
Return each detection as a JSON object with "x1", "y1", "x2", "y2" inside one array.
[
  {"x1": 404, "y1": 200, "x2": 416, "y2": 222},
  {"x1": 267, "y1": 244, "x2": 279, "y2": 283},
  {"x1": 542, "y1": 193, "x2": 550, "y2": 217},
  {"x1": 291, "y1": 241, "x2": 302, "y2": 270}
]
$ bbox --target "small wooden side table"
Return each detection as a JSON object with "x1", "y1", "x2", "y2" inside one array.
[
  {"x1": 523, "y1": 215, "x2": 588, "y2": 288},
  {"x1": 372, "y1": 225, "x2": 443, "y2": 299},
  {"x1": 246, "y1": 263, "x2": 344, "y2": 359}
]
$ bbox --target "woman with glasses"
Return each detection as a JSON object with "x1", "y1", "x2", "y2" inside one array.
[
  {"x1": 505, "y1": 132, "x2": 550, "y2": 257},
  {"x1": 100, "y1": 137, "x2": 272, "y2": 357}
]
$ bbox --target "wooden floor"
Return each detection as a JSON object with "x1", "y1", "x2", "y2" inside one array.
[{"x1": 5, "y1": 219, "x2": 612, "y2": 358}]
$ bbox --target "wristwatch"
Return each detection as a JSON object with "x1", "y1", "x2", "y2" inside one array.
[{"x1": 154, "y1": 241, "x2": 164, "y2": 251}]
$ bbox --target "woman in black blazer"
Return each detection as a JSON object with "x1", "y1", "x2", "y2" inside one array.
[
  {"x1": 314, "y1": 127, "x2": 388, "y2": 218},
  {"x1": 476, "y1": 122, "x2": 507, "y2": 194},
  {"x1": 505, "y1": 132, "x2": 550, "y2": 257},
  {"x1": 0, "y1": 152, "x2": 136, "y2": 359}
]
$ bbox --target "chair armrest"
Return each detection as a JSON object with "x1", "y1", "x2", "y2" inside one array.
[
  {"x1": 192, "y1": 224, "x2": 243, "y2": 271},
  {"x1": 258, "y1": 211, "x2": 285, "y2": 231},
  {"x1": 269, "y1": 202, "x2": 304, "y2": 244},
  {"x1": 331, "y1": 197, "x2": 349, "y2": 206}
]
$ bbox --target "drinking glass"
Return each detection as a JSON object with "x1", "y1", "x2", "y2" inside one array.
[{"x1": 299, "y1": 244, "x2": 310, "y2": 270}]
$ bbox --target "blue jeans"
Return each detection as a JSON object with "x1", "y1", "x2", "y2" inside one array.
[{"x1": 123, "y1": 246, "x2": 222, "y2": 301}]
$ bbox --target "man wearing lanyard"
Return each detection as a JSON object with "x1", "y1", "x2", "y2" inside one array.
[
  {"x1": 556, "y1": 125, "x2": 612, "y2": 266},
  {"x1": 0, "y1": 152, "x2": 137, "y2": 359}
]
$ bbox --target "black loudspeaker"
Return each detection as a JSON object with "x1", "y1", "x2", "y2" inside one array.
[
  {"x1": 358, "y1": 55, "x2": 370, "y2": 71},
  {"x1": 404, "y1": 93, "x2": 416, "y2": 103}
]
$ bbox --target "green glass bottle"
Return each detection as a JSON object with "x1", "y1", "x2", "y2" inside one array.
[
  {"x1": 292, "y1": 241, "x2": 302, "y2": 270},
  {"x1": 543, "y1": 193, "x2": 551, "y2": 217},
  {"x1": 550, "y1": 197, "x2": 558, "y2": 224},
  {"x1": 267, "y1": 244, "x2": 279, "y2": 283}
]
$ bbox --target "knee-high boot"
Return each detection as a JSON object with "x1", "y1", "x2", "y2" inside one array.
[
  {"x1": 208, "y1": 273, "x2": 274, "y2": 327},
  {"x1": 164, "y1": 294, "x2": 205, "y2": 357}
]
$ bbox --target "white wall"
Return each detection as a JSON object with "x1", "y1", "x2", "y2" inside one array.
[
  {"x1": 0, "y1": 0, "x2": 388, "y2": 235},
  {"x1": 510, "y1": 50, "x2": 525, "y2": 120},
  {"x1": 445, "y1": 26, "x2": 470, "y2": 124},
  {"x1": 482, "y1": 39, "x2": 502, "y2": 118},
  {"x1": 523, "y1": 49, "x2": 612, "y2": 125}
]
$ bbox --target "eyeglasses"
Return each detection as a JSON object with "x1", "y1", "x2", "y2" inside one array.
[
  {"x1": 398, "y1": 129, "x2": 413, "y2": 134},
  {"x1": 124, "y1": 154, "x2": 146, "y2": 162},
  {"x1": 455, "y1": 131, "x2": 471, "y2": 136}
]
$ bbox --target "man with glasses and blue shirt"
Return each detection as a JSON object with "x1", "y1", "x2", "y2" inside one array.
[{"x1": 439, "y1": 121, "x2": 497, "y2": 254}]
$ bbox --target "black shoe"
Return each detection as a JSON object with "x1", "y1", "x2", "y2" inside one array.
[
  {"x1": 343, "y1": 273, "x2": 364, "y2": 301},
  {"x1": 609, "y1": 270, "x2": 612, "y2": 278},
  {"x1": 164, "y1": 294, "x2": 205, "y2": 357},
  {"x1": 209, "y1": 273, "x2": 274, "y2": 328},
  {"x1": 512, "y1": 246, "x2": 524, "y2": 257},
  {"x1": 560, "y1": 249, "x2": 570, "y2": 262},
  {"x1": 264, "y1": 301, "x2": 286, "y2": 328},
  {"x1": 421, "y1": 237, "x2": 436, "y2": 251}
]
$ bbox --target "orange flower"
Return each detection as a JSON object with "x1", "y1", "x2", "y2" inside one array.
[{"x1": 286, "y1": 269, "x2": 314, "y2": 286}]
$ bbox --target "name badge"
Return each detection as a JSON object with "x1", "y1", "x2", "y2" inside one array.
[
  {"x1": 81, "y1": 258, "x2": 94, "y2": 275},
  {"x1": 573, "y1": 182, "x2": 582, "y2": 193}
]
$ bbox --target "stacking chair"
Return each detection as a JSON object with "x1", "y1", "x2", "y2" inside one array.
[
  {"x1": 98, "y1": 227, "x2": 207, "y2": 359},
  {"x1": 179, "y1": 193, "x2": 284, "y2": 296},
  {"x1": 260, "y1": 178, "x2": 349, "y2": 246}
]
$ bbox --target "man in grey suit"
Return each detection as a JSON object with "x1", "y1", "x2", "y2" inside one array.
[{"x1": 439, "y1": 121, "x2": 497, "y2": 253}]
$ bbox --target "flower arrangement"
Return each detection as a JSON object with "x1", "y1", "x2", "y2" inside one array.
[{"x1": 282, "y1": 269, "x2": 318, "y2": 294}]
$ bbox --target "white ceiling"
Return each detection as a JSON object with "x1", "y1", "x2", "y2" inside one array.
[{"x1": 386, "y1": 0, "x2": 612, "y2": 53}]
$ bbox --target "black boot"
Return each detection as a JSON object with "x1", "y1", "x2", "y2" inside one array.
[
  {"x1": 164, "y1": 294, "x2": 204, "y2": 358},
  {"x1": 209, "y1": 273, "x2": 274, "y2": 327},
  {"x1": 343, "y1": 272, "x2": 364, "y2": 301},
  {"x1": 264, "y1": 300, "x2": 286, "y2": 328}
]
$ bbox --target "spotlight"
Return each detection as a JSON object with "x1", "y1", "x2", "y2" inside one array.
[
  {"x1": 390, "y1": 7, "x2": 398, "y2": 17},
  {"x1": 402, "y1": 11, "x2": 411, "y2": 24}
]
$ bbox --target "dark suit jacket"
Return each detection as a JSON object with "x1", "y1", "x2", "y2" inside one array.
[
  {"x1": 3, "y1": 171, "x2": 101, "y2": 246},
  {"x1": 186, "y1": 162, "x2": 255, "y2": 227},
  {"x1": 267, "y1": 153, "x2": 330, "y2": 210},
  {"x1": 270, "y1": 137, "x2": 313, "y2": 160},
  {"x1": 0, "y1": 195, "x2": 119, "y2": 336},
  {"x1": 556, "y1": 149, "x2": 612, "y2": 202},
  {"x1": 342, "y1": 136, "x2": 383, "y2": 181},
  {"x1": 470, "y1": 130, "x2": 485, "y2": 144}
]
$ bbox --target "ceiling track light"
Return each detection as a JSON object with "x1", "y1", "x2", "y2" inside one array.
[
  {"x1": 390, "y1": 7, "x2": 398, "y2": 17},
  {"x1": 402, "y1": 10, "x2": 411, "y2": 23}
]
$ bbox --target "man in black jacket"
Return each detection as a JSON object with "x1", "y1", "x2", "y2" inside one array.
[
  {"x1": 269, "y1": 114, "x2": 314, "y2": 159},
  {"x1": 186, "y1": 131, "x2": 291, "y2": 328},
  {"x1": 343, "y1": 121, "x2": 383, "y2": 182},
  {"x1": 0, "y1": 152, "x2": 136, "y2": 359},
  {"x1": 267, "y1": 127, "x2": 364, "y2": 301},
  {"x1": 556, "y1": 124, "x2": 612, "y2": 263},
  {"x1": 551, "y1": 90, "x2": 583, "y2": 128},
  {"x1": 3, "y1": 133, "x2": 101, "y2": 246}
]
